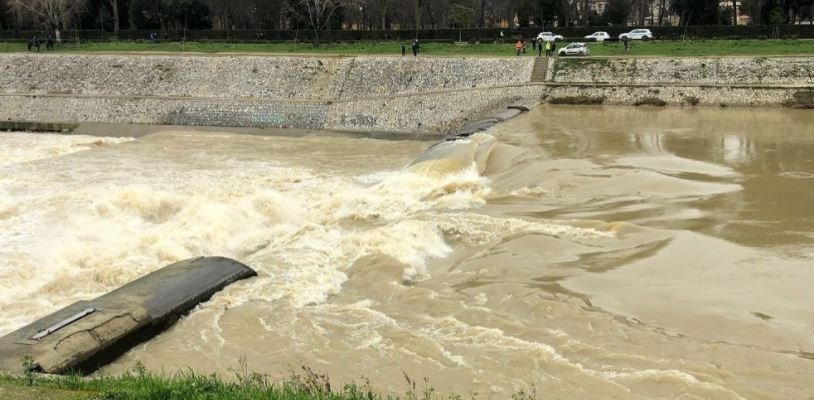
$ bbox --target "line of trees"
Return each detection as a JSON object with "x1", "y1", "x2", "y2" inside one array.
[{"x1": 1, "y1": 0, "x2": 812, "y2": 42}]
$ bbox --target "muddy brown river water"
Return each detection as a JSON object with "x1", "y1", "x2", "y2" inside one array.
[{"x1": 1, "y1": 106, "x2": 813, "y2": 399}]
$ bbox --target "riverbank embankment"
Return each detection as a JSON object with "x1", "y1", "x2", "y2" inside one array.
[
  {"x1": 0, "y1": 54, "x2": 811, "y2": 135},
  {"x1": 0, "y1": 54, "x2": 535, "y2": 135},
  {"x1": 543, "y1": 56, "x2": 814, "y2": 108}
]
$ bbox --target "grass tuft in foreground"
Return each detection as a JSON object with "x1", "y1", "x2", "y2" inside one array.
[{"x1": 2, "y1": 362, "x2": 374, "y2": 400}]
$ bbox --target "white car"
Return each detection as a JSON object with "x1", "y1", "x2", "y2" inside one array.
[
  {"x1": 537, "y1": 32, "x2": 564, "y2": 42},
  {"x1": 558, "y1": 42, "x2": 591, "y2": 56},
  {"x1": 619, "y1": 29, "x2": 653, "y2": 40},
  {"x1": 585, "y1": 31, "x2": 610, "y2": 42}
]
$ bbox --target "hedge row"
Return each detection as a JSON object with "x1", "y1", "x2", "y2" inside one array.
[{"x1": 1, "y1": 25, "x2": 813, "y2": 42}]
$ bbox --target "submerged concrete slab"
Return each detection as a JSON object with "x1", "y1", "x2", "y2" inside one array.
[{"x1": 0, "y1": 257, "x2": 256, "y2": 374}]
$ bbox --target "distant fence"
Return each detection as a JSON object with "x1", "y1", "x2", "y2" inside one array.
[{"x1": 2, "y1": 25, "x2": 813, "y2": 43}]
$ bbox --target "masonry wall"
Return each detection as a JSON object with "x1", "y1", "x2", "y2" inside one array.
[
  {"x1": 549, "y1": 57, "x2": 814, "y2": 86},
  {"x1": 1, "y1": 53, "x2": 812, "y2": 135},
  {"x1": 0, "y1": 54, "x2": 533, "y2": 100},
  {"x1": 0, "y1": 54, "x2": 534, "y2": 134},
  {"x1": 0, "y1": 85, "x2": 537, "y2": 134}
]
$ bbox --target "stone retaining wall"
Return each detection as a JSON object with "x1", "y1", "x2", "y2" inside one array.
[
  {"x1": 550, "y1": 57, "x2": 814, "y2": 86},
  {"x1": 0, "y1": 53, "x2": 534, "y2": 133},
  {"x1": 1, "y1": 53, "x2": 811, "y2": 135},
  {"x1": 338, "y1": 57, "x2": 533, "y2": 99},
  {"x1": 0, "y1": 54, "x2": 533, "y2": 100},
  {"x1": 0, "y1": 85, "x2": 537, "y2": 134}
]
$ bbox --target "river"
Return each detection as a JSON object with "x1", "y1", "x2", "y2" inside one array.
[{"x1": 0, "y1": 105, "x2": 812, "y2": 399}]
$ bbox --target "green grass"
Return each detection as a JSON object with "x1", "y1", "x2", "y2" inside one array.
[
  {"x1": 2, "y1": 39, "x2": 813, "y2": 57},
  {"x1": 0, "y1": 361, "x2": 537, "y2": 400},
  {"x1": 0, "y1": 365, "x2": 375, "y2": 400}
]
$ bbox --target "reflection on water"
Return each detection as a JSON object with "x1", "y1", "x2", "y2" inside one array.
[
  {"x1": 0, "y1": 106, "x2": 813, "y2": 399},
  {"x1": 494, "y1": 106, "x2": 814, "y2": 248}
]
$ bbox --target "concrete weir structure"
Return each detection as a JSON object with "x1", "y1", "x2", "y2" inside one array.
[
  {"x1": 0, "y1": 257, "x2": 256, "y2": 374},
  {"x1": 0, "y1": 53, "x2": 811, "y2": 134}
]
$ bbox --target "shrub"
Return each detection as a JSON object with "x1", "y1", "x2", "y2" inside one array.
[
  {"x1": 547, "y1": 95, "x2": 606, "y2": 105},
  {"x1": 633, "y1": 97, "x2": 667, "y2": 106},
  {"x1": 783, "y1": 90, "x2": 814, "y2": 108}
]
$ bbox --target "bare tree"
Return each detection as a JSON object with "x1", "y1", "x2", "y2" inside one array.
[
  {"x1": 109, "y1": 0, "x2": 119, "y2": 34},
  {"x1": 658, "y1": 0, "x2": 667, "y2": 24},
  {"x1": 9, "y1": 0, "x2": 86, "y2": 31},
  {"x1": 299, "y1": 0, "x2": 359, "y2": 46},
  {"x1": 365, "y1": 0, "x2": 393, "y2": 29},
  {"x1": 379, "y1": 0, "x2": 392, "y2": 30}
]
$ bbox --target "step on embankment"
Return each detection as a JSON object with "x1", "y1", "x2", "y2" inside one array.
[
  {"x1": 0, "y1": 257, "x2": 256, "y2": 375},
  {"x1": 530, "y1": 57, "x2": 549, "y2": 82}
]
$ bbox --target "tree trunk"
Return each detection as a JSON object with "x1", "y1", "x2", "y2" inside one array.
[
  {"x1": 639, "y1": 0, "x2": 646, "y2": 25},
  {"x1": 381, "y1": 0, "x2": 389, "y2": 30},
  {"x1": 658, "y1": 0, "x2": 665, "y2": 25},
  {"x1": 414, "y1": 0, "x2": 420, "y2": 28},
  {"x1": 111, "y1": 0, "x2": 120, "y2": 34},
  {"x1": 313, "y1": 27, "x2": 320, "y2": 47},
  {"x1": 732, "y1": 0, "x2": 737, "y2": 24},
  {"x1": 425, "y1": 0, "x2": 435, "y2": 28},
  {"x1": 479, "y1": 0, "x2": 486, "y2": 27}
]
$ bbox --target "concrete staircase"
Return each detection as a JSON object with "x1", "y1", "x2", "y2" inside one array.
[{"x1": 531, "y1": 57, "x2": 548, "y2": 82}]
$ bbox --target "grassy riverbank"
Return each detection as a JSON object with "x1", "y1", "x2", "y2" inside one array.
[
  {"x1": 0, "y1": 364, "x2": 514, "y2": 400},
  {"x1": 0, "y1": 368, "x2": 376, "y2": 400},
  {"x1": 1, "y1": 39, "x2": 813, "y2": 56}
]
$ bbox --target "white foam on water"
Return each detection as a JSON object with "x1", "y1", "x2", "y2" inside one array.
[
  {"x1": 2, "y1": 128, "x2": 807, "y2": 399},
  {"x1": 0, "y1": 132, "x2": 133, "y2": 167},
  {"x1": 0, "y1": 137, "x2": 503, "y2": 332}
]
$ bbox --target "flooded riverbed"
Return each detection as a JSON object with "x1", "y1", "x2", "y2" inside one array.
[{"x1": 1, "y1": 106, "x2": 813, "y2": 399}]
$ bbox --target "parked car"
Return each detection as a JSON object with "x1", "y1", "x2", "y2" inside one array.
[
  {"x1": 558, "y1": 42, "x2": 591, "y2": 56},
  {"x1": 584, "y1": 31, "x2": 610, "y2": 42},
  {"x1": 537, "y1": 32, "x2": 564, "y2": 42},
  {"x1": 619, "y1": 29, "x2": 653, "y2": 40}
]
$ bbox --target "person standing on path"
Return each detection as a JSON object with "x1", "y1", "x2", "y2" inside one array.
[
  {"x1": 623, "y1": 36, "x2": 630, "y2": 54},
  {"x1": 402, "y1": 43, "x2": 406, "y2": 56},
  {"x1": 538, "y1": 39, "x2": 543, "y2": 57},
  {"x1": 412, "y1": 39, "x2": 420, "y2": 56},
  {"x1": 551, "y1": 40, "x2": 557, "y2": 56},
  {"x1": 515, "y1": 40, "x2": 523, "y2": 56},
  {"x1": 544, "y1": 41, "x2": 551, "y2": 57}
]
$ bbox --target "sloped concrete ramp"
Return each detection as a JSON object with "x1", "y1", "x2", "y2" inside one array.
[{"x1": 0, "y1": 257, "x2": 256, "y2": 374}]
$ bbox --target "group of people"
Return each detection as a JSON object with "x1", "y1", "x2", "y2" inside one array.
[
  {"x1": 26, "y1": 30, "x2": 62, "y2": 52},
  {"x1": 401, "y1": 39, "x2": 421, "y2": 56},
  {"x1": 515, "y1": 37, "x2": 558, "y2": 57}
]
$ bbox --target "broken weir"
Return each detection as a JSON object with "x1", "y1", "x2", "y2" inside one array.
[{"x1": 0, "y1": 257, "x2": 256, "y2": 374}]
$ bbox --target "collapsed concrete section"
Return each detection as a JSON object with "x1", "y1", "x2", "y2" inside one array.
[{"x1": 0, "y1": 257, "x2": 256, "y2": 374}]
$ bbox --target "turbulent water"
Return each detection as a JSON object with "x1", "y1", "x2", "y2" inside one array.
[{"x1": 1, "y1": 106, "x2": 813, "y2": 399}]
